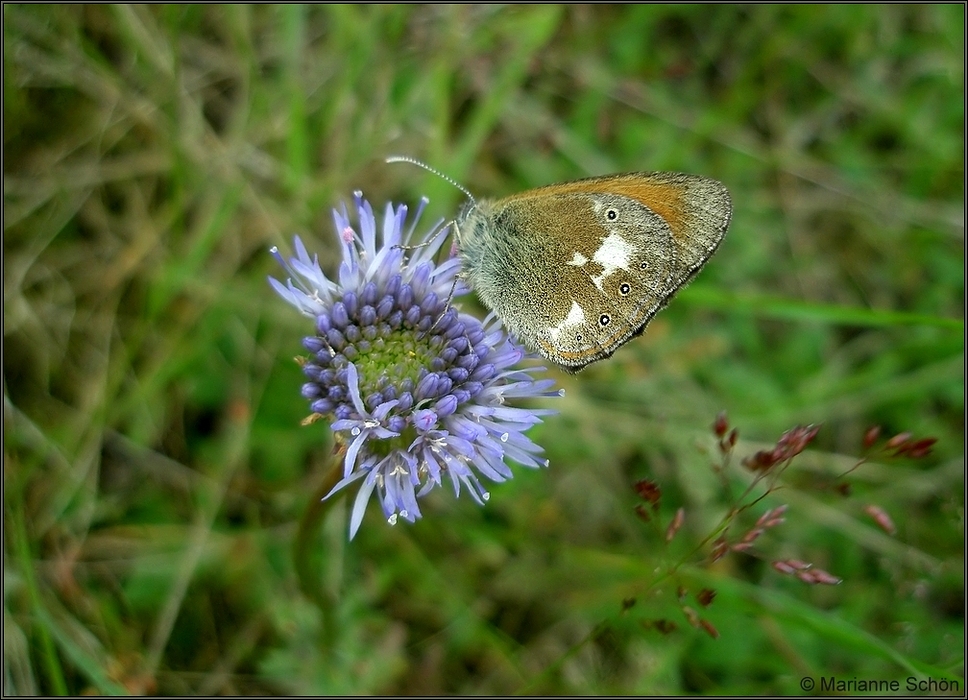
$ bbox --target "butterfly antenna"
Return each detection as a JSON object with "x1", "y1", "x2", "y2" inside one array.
[
  {"x1": 387, "y1": 156, "x2": 474, "y2": 253},
  {"x1": 385, "y1": 157, "x2": 470, "y2": 333},
  {"x1": 386, "y1": 156, "x2": 476, "y2": 207}
]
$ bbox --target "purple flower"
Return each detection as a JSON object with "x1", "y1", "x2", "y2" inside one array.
[{"x1": 270, "y1": 192, "x2": 561, "y2": 538}]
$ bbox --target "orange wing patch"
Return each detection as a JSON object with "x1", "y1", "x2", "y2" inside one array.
[{"x1": 501, "y1": 175, "x2": 693, "y2": 246}]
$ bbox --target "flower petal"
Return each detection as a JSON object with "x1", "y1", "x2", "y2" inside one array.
[{"x1": 349, "y1": 470, "x2": 379, "y2": 539}]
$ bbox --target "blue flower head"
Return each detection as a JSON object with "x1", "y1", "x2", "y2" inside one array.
[{"x1": 270, "y1": 193, "x2": 561, "y2": 538}]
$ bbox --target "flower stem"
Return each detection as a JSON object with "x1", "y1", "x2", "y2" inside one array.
[{"x1": 294, "y1": 445, "x2": 346, "y2": 650}]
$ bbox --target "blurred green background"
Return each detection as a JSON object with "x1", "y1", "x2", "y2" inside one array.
[{"x1": 4, "y1": 5, "x2": 963, "y2": 695}]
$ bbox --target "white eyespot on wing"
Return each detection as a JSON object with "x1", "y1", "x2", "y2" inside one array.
[
  {"x1": 590, "y1": 232, "x2": 632, "y2": 291},
  {"x1": 547, "y1": 300, "x2": 586, "y2": 343},
  {"x1": 566, "y1": 251, "x2": 588, "y2": 267}
]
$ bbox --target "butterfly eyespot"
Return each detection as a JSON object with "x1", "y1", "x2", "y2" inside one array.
[
  {"x1": 619, "y1": 283, "x2": 631, "y2": 295},
  {"x1": 640, "y1": 261, "x2": 649, "y2": 269},
  {"x1": 606, "y1": 208, "x2": 618, "y2": 221},
  {"x1": 599, "y1": 314, "x2": 610, "y2": 326},
  {"x1": 576, "y1": 333, "x2": 583, "y2": 342}
]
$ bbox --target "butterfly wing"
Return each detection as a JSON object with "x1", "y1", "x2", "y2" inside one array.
[{"x1": 459, "y1": 173, "x2": 731, "y2": 371}]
